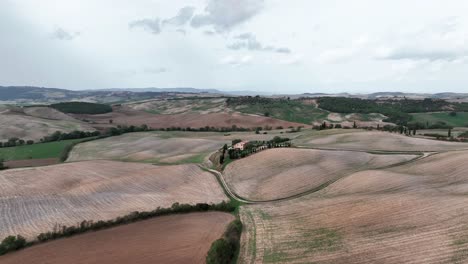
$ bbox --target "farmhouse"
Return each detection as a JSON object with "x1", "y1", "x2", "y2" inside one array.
[{"x1": 233, "y1": 141, "x2": 249, "y2": 150}]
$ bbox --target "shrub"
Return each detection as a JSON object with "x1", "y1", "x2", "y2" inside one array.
[
  {"x1": 0, "y1": 159, "x2": 6, "y2": 170},
  {"x1": 0, "y1": 235, "x2": 26, "y2": 255},
  {"x1": 206, "y1": 219, "x2": 242, "y2": 264},
  {"x1": 206, "y1": 239, "x2": 232, "y2": 264}
]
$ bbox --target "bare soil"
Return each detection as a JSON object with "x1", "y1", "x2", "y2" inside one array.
[
  {"x1": 72, "y1": 105, "x2": 305, "y2": 130},
  {"x1": 0, "y1": 160, "x2": 227, "y2": 239},
  {"x1": 4, "y1": 158, "x2": 59, "y2": 169},
  {"x1": 300, "y1": 131, "x2": 468, "y2": 151},
  {"x1": 239, "y1": 150, "x2": 468, "y2": 264},
  {"x1": 0, "y1": 212, "x2": 234, "y2": 264},
  {"x1": 67, "y1": 132, "x2": 227, "y2": 163},
  {"x1": 0, "y1": 106, "x2": 94, "y2": 141},
  {"x1": 224, "y1": 148, "x2": 417, "y2": 201}
]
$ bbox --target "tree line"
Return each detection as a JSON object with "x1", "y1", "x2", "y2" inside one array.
[
  {"x1": 51, "y1": 102, "x2": 112, "y2": 114},
  {"x1": 226, "y1": 136, "x2": 291, "y2": 160},
  {"x1": 0, "y1": 201, "x2": 237, "y2": 257},
  {"x1": 317, "y1": 97, "x2": 468, "y2": 125},
  {"x1": 206, "y1": 219, "x2": 242, "y2": 264}
]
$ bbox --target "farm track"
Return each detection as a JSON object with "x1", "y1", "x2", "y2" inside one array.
[{"x1": 204, "y1": 146, "x2": 431, "y2": 204}]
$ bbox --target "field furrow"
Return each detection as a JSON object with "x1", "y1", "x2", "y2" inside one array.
[{"x1": 0, "y1": 160, "x2": 228, "y2": 240}]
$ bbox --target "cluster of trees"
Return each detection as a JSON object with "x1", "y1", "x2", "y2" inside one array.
[
  {"x1": 51, "y1": 102, "x2": 112, "y2": 114},
  {"x1": 206, "y1": 219, "x2": 242, "y2": 264},
  {"x1": 459, "y1": 131, "x2": 468, "y2": 138},
  {"x1": 0, "y1": 201, "x2": 237, "y2": 256},
  {"x1": 317, "y1": 97, "x2": 468, "y2": 125},
  {"x1": 107, "y1": 124, "x2": 150, "y2": 136},
  {"x1": 0, "y1": 130, "x2": 102, "y2": 149},
  {"x1": 408, "y1": 121, "x2": 454, "y2": 130},
  {"x1": 40, "y1": 130, "x2": 101, "y2": 143},
  {"x1": 313, "y1": 122, "x2": 345, "y2": 130},
  {"x1": 155, "y1": 125, "x2": 252, "y2": 133},
  {"x1": 0, "y1": 137, "x2": 34, "y2": 148},
  {"x1": 0, "y1": 235, "x2": 27, "y2": 255},
  {"x1": 226, "y1": 95, "x2": 290, "y2": 106},
  {"x1": 228, "y1": 136, "x2": 291, "y2": 159}
]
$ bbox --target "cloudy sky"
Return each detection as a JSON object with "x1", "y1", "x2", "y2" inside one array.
[{"x1": 1, "y1": 0, "x2": 468, "y2": 94}]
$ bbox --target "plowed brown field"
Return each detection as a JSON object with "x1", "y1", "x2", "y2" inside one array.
[
  {"x1": 0, "y1": 212, "x2": 234, "y2": 264},
  {"x1": 297, "y1": 131, "x2": 468, "y2": 151},
  {"x1": 73, "y1": 106, "x2": 304, "y2": 130},
  {"x1": 0, "y1": 161, "x2": 227, "y2": 240},
  {"x1": 238, "y1": 150, "x2": 468, "y2": 264},
  {"x1": 224, "y1": 148, "x2": 417, "y2": 201},
  {"x1": 67, "y1": 132, "x2": 226, "y2": 163}
]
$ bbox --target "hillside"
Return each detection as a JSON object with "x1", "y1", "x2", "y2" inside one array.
[
  {"x1": 0, "y1": 106, "x2": 95, "y2": 141},
  {"x1": 0, "y1": 212, "x2": 233, "y2": 264},
  {"x1": 0, "y1": 161, "x2": 227, "y2": 239}
]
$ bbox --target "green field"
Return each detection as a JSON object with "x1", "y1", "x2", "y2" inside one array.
[
  {"x1": 0, "y1": 138, "x2": 88, "y2": 161},
  {"x1": 233, "y1": 100, "x2": 328, "y2": 124},
  {"x1": 411, "y1": 112, "x2": 468, "y2": 127}
]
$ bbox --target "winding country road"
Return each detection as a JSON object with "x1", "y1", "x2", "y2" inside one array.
[{"x1": 201, "y1": 147, "x2": 435, "y2": 204}]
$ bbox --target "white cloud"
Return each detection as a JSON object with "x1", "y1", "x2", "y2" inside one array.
[
  {"x1": 144, "y1": 67, "x2": 168, "y2": 74},
  {"x1": 191, "y1": 0, "x2": 264, "y2": 32},
  {"x1": 162, "y1": 6, "x2": 195, "y2": 27},
  {"x1": 129, "y1": 18, "x2": 161, "y2": 34},
  {"x1": 220, "y1": 54, "x2": 253, "y2": 66},
  {"x1": 227, "y1": 33, "x2": 291, "y2": 53},
  {"x1": 51, "y1": 27, "x2": 80, "y2": 40}
]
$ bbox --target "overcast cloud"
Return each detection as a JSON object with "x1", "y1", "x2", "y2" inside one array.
[{"x1": 1, "y1": 0, "x2": 468, "y2": 94}]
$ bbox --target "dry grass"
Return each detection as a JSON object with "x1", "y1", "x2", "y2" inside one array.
[
  {"x1": 67, "y1": 132, "x2": 226, "y2": 164},
  {"x1": 68, "y1": 131, "x2": 301, "y2": 164},
  {"x1": 239, "y1": 150, "x2": 468, "y2": 264},
  {"x1": 125, "y1": 98, "x2": 229, "y2": 115},
  {"x1": 23, "y1": 107, "x2": 78, "y2": 121},
  {"x1": 0, "y1": 106, "x2": 94, "y2": 141},
  {"x1": 0, "y1": 212, "x2": 234, "y2": 264},
  {"x1": 0, "y1": 160, "x2": 227, "y2": 240},
  {"x1": 224, "y1": 148, "x2": 417, "y2": 201},
  {"x1": 298, "y1": 130, "x2": 468, "y2": 151}
]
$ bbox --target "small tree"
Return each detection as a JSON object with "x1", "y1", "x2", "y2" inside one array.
[
  {"x1": 0, "y1": 235, "x2": 26, "y2": 255},
  {"x1": 448, "y1": 128, "x2": 452, "y2": 138},
  {"x1": 0, "y1": 159, "x2": 5, "y2": 170},
  {"x1": 231, "y1": 139, "x2": 242, "y2": 146},
  {"x1": 449, "y1": 111, "x2": 457, "y2": 117},
  {"x1": 353, "y1": 121, "x2": 357, "y2": 129}
]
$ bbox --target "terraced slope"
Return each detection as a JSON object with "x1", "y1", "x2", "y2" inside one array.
[
  {"x1": 239, "y1": 150, "x2": 468, "y2": 264},
  {"x1": 224, "y1": 148, "x2": 417, "y2": 201},
  {"x1": 0, "y1": 161, "x2": 227, "y2": 239},
  {"x1": 0, "y1": 212, "x2": 234, "y2": 264}
]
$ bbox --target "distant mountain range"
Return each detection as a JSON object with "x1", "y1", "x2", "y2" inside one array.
[{"x1": 1, "y1": 86, "x2": 467, "y2": 104}]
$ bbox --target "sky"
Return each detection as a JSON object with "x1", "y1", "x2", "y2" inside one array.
[{"x1": 1, "y1": 0, "x2": 468, "y2": 94}]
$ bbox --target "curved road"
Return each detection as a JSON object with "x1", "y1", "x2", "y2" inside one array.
[{"x1": 201, "y1": 147, "x2": 435, "y2": 204}]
